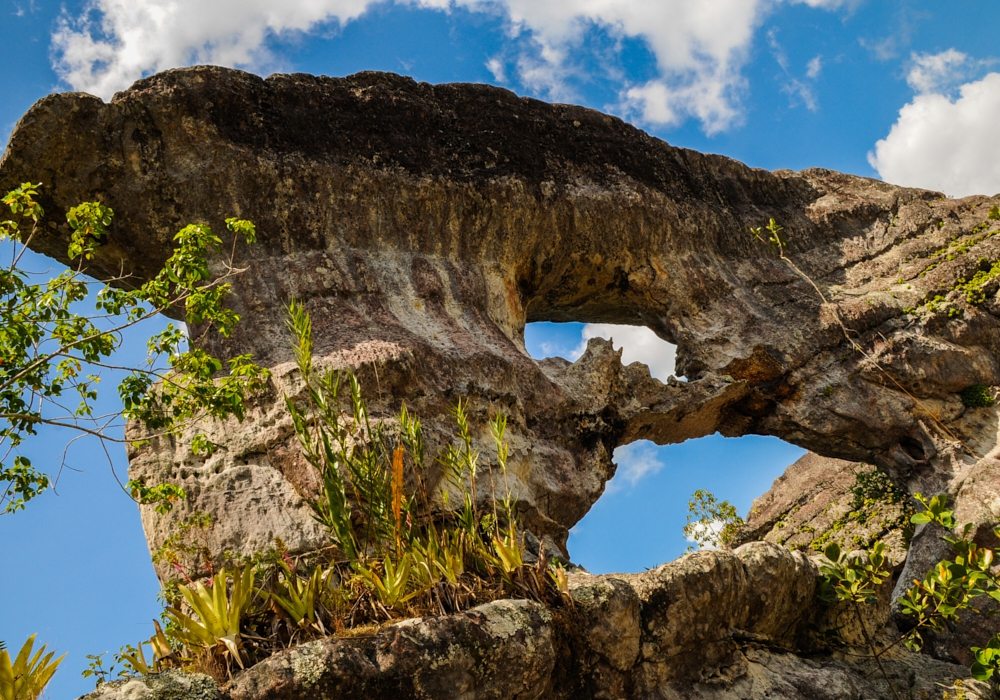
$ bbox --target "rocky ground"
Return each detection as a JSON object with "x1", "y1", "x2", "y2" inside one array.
[{"x1": 83, "y1": 541, "x2": 993, "y2": 700}]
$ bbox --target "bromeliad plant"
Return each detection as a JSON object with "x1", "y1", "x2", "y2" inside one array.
[
  {"x1": 99, "y1": 302, "x2": 566, "y2": 684},
  {"x1": 265, "y1": 562, "x2": 326, "y2": 633},
  {"x1": 164, "y1": 566, "x2": 255, "y2": 672},
  {"x1": 0, "y1": 635, "x2": 65, "y2": 700}
]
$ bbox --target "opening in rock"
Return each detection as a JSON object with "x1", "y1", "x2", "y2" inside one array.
[
  {"x1": 899, "y1": 436, "x2": 928, "y2": 462},
  {"x1": 525, "y1": 321, "x2": 807, "y2": 573},
  {"x1": 568, "y1": 436, "x2": 806, "y2": 573},
  {"x1": 524, "y1": 321, "x2": 679, "y2": 380}
]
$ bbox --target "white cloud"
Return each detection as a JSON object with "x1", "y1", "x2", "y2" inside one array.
[
  {"x1": 52, "y1": 0, "x2": 374, "y2": 99},
  {"x1": 485, "y1": 56, "x2": 506, "y2": 83},
  {"x1": 768, "y1": 29, "x2": 820, "y2": 111},
  {"x1": 870, "y1": 64, "x2": 1000, "y2": 197},
  {"x1": 52, "y1": 0, "x2": 846, "y2": 133},
  {"x1": 795, "y1": 0, "x2": 855, "y2": 6},
  {"x1": 606, "y1": 440, "x2": 666, "y2": 493},
  {"x1": 683, "y1": 518, "x2": 724, "y2": 550},
  {"x1": 528, "y1": 322, "x2": 677, "y2": 378},
  {"x1": 806, "y1": 55, "x2": 822, "y2": 79},
  {"x1": 582, "y1": 323, "x2": 677, "y2": 381},
  {"x1": 906, "y1": 49, "x2": 969, "y2": 94},
  {"x1": 538, "y1": 339, "x2": 584, "y2": 361}
]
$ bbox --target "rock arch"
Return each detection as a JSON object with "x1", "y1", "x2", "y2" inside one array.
[{"x1": 4, "y1": 66, "x2": 999, "y2": 576}]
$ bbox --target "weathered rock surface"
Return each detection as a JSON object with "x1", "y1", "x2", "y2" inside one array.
[
  {"x1": 739, "y1": 452, "x2": 914, "y2": 564},
  {"x1": 746, "y1": 451, "x2": 999, "y2": 666},
  {"x1": 80, "y1": 542, "x2": 994, "y2": 700},
  {"x1": 6, "y1": 66, "x2": 1000, "y2": 578},
  {"x1": 9, "y1": 65, "x2": 1000, "y2": 696}
]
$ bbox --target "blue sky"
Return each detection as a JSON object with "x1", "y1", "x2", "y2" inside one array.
[{"x1": 3, "y1": 1, "x2": 1000, "y2": 697}]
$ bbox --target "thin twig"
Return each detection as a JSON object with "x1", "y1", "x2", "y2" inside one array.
[
  {"x1": 852, "y1": 599, "x2": 903, "y2": 700},
  {"x1": 761, "y1": 220, "x2": 979, "y2": 460}
]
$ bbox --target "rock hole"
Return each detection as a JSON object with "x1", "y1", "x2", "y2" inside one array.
[
  {"x1": 525, "y1": 321, "x2": 806, "y2": 573},
  {"x1": 568, "y1": 435, "x2": 805, "y2": 573},
  {"x1": 524, "y1": 321, "x2": 679, "y2": 380},
  {"x1": 899, "y1": 436, "x2": 927, "y2": 462}
]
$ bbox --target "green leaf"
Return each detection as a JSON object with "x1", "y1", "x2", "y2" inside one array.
[
  {"x1": 824, "y1": 542, "x2": 841, "y2": 563},
  {"x1": 971, "y1": 660, "x2": 994, "y2": 681}
]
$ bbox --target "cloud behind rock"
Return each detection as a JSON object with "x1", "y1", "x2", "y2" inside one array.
[
  {"x1": 870, "y1": 65, "x2": 1000, "y2": 197},
  {"x1": 52, "y1": 0, "x2": 844, "y2": 133}
]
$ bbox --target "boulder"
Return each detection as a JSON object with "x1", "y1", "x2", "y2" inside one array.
[{"x1": 79, "y1": 543, "x2": 995, "y2": 700}]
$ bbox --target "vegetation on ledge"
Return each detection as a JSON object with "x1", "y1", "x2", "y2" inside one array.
[{"x1": 86, "y1": 302, "x2": 569, "y2": 686}]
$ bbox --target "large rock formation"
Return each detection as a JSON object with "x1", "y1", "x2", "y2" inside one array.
[
  {"x1": 5, "y1": 66, "x2": 1000, "y2": 570},
  {"x1": 5, "y1": 65, "x2": 1000, "y2": 695}
]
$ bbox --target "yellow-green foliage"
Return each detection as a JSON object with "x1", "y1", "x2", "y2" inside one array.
[
  {"x1": 266, "y1": 563, "x2": 325, "y2": 630},
  {"x1": 954, "y1": 261, "x2": 1000, "y2": 305},
  {"x1": 352, "y1": 555, "x2": 418, "y2": 611},
  {"x1": 805, "y1": 465, "x2": 912, "y2": 554},
  {"x1": 164, "y1": 566, "x2": 255, "y2": 670},
  {"x1": 282, "y1": 299, "x2": 531, "y2": 596},
  {"x1": 114, "y1": 303, "x2": 565, "y2": 682},
  {"x1": 907, "y1": 217, "x2": 1000, "y2": 315},
  {"x1": 0, "y1": 635, "x2": 64, "y2": 700},
  {"x1": 116, "y1": 623, "x2": 173, "y2": 677}
]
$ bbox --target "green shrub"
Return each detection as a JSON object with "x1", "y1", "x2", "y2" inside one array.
[
  {"x1": 683, "y1": 490, "x2": 744, "y2": 550},
  {"x1": 849, "y1": 464, "x2": 906, "y2": 510},
  {"x1": 961, "y1": 384, "x2": 995, "y2": 408}
]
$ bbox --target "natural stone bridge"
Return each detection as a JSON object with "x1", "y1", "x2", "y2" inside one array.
[{"x1": 6, "y1": 65, "x2": 1000, "y2": 698}]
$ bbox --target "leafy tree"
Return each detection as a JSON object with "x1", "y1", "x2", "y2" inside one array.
[
  {"x1": 0, "y1": 182, "x2": 269, "y2": 515},
  {"x1": 683, "y1": 489, "x2": 744, "y2": 550}
]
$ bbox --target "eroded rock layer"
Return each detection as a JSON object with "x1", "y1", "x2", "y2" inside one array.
[
  {"x1": 4, "y1": 66, "x2": 1000, "y2": 583},
  {"x1": 82, "y1": 543, "x2": 993, "y2": 700}
]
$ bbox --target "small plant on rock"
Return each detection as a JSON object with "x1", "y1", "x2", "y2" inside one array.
[
  {"x1": 104, "y1": 302, "x2": 569, "y2": 682},
  {"x1": 960, "y1": 384, "x2": 994, "y2": 408},
  {"x1": 280, "y1": 299, "x2": 564, "y2": 623},
  {"x1": 897, "y1": 494, "x2": 1000, "y2": 682},
  {"x1": 164, "y1": 566, "x2": 256, "y2": 672},
  {"x1": 818, "y1": 541, "x2": 901, "y2": 699},
  {"x1": 265, "y1": 563, "x2": 326, "y2": 633},
  {"x1": 818, "y1": 492, "x2": 1000, "y2": 696},
  {"x1": 683, "y1": 489, "x2": 744, "y2": 550}
]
